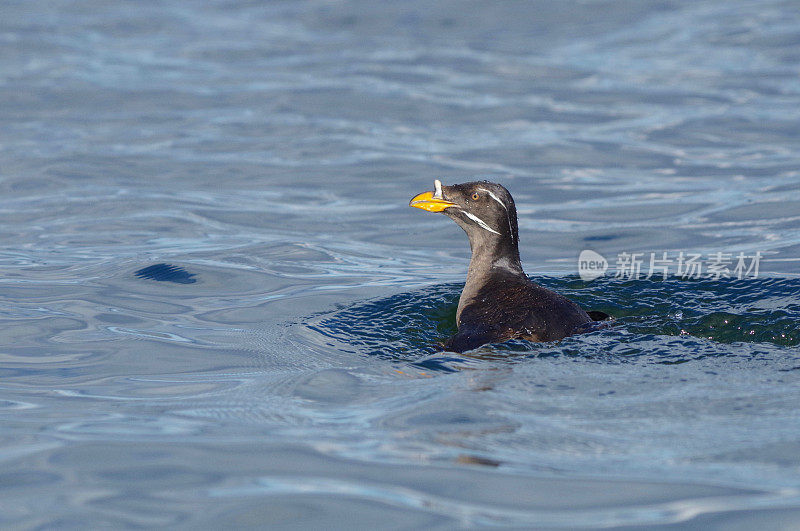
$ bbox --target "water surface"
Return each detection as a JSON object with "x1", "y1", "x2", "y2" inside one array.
[{"x1": 2, "y1": 0, "x2": 800, "y2": 528}]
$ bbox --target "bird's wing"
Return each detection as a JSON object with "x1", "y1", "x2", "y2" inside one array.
[{"x1": 443, "y1": 323, "x2": 500, "y2": 353}]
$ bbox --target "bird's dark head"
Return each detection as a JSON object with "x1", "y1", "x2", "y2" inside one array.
[{"x1": 410, "y1": 180, "x2": 520, "y2": 261}]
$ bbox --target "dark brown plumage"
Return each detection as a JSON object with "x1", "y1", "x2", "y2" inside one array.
[{"x1": 410, "y1": 180, "x2": 607, "y2": 353}]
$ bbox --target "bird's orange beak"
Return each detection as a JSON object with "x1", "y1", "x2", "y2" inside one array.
[{"x1": 409, "y1": 179, "x2": 455, "y2": 212}]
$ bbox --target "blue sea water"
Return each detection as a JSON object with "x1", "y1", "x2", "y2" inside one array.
[{"x1": 2, "y1": 0, "x2": 800, "y2": 528}]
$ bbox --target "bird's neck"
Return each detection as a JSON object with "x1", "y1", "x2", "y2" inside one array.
[{"x1": 457, "y1": 239, "x2": 524, "y2": 324}]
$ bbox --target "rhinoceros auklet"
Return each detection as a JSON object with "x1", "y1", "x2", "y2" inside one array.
[{"x1": 410, "y1": 180, "x2": 607, "y2": 353}]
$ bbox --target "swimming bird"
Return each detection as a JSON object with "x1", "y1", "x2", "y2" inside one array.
[{"x1": 410, "y1": 180, "x2": 607, "y2": 353}]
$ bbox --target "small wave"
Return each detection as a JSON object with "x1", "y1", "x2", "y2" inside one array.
[{"x1": 304, "y1": 276, "x2": 800, "y2": 367}]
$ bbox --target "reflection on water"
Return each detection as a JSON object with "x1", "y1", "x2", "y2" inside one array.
[
  {"x1": 1, "y1": 0, "x2": 800, "y2": 527},
  {"x1": 134, "y1": 263, "x2": 197, "y2": 284}
]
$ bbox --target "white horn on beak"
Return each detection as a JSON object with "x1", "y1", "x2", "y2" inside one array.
[{"x1": 433, "y1": 179, "x2": 443, "y2": 199}]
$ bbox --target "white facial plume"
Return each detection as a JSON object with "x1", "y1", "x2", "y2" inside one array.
[{"x1": 462, "y1": 211, "x2": 501, "y2": 235}]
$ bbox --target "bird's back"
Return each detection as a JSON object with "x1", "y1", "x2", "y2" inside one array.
[{"x1": 447, "y1": 271, "x2": 592, "y2": 352}]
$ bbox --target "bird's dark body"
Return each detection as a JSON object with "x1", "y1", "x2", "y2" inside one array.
[
  {"x1": 445, "y1": 269, "x2": 593, "y2": 353},
  {"x1": 410, "y1": 179, "x2": 609, "y2": 353}
]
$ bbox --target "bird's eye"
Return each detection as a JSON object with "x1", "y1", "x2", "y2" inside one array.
[{"x1": 471, "y1": 192, "x2": 480, "y2": 201}]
